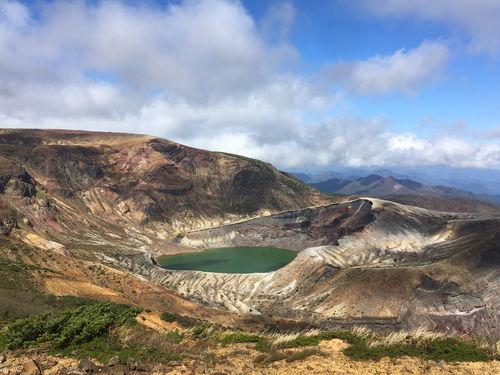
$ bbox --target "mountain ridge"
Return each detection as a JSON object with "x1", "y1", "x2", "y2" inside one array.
[
  {"x1": 309, "y1": 174, "x2": 500, "y2": 208},
  {"x1": 294, "y1": 165, "x2": 500, "y2": 197}
]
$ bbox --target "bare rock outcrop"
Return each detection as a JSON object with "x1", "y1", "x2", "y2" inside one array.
[{"x1": 0, "y1": 217, "x2": 18, "y2": 235}]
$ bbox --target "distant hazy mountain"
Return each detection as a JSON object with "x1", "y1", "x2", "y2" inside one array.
[
  {"x1": 306, "y1": 166, "x2": 500, "y2": 196},
  {"x1": 308, "y1": 174, "x2": 500, "y2": 205},
  {"x1": 293, "y1": 165, "x2": 500, "y2": 197},
  {"x1": 309, "y1": 177, "x2": 352, "y2": 192},
  {"x1": 292, "y1": 171, "x2": 343, "y2": 183}
]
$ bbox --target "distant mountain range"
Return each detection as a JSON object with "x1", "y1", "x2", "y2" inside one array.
[
  {"x1": 300, "y1": 174, "x2": 500, "y2": 208},
  {"x1": 293, "y1": 166, "x2": 500, "y2": 199}
]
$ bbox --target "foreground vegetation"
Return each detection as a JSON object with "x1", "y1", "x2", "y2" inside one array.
[
  {"x1": 210, "y1": 328, "x2": 498, "y2": 363},
  {"x1": 0, "y1": 297, "x2": 498, "y2": 366},
  {"x1": 159, "y1": 310, "x2": 499, "y2": 363}
]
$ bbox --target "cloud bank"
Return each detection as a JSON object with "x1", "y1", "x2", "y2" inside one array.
[
  {"x1": 329, "y1": 41, "x2": 449, "y2": 94},
  {"x1": 0, "y1": 0, "x2": 499, "y2": 169}
]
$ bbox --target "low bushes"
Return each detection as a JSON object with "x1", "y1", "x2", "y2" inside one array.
[
  {"x1": 160, "y1": 311, "x2": 178, "y2": 323},
  {"x1": 256, "y1": 329, "x2": 495, "y2": 362},
  {"x1": 160, "y1": 311, "x2": 203, "y2": 328},
  {"x1": 0, "y1": 300, "x2": 141, "y2": 350},
  {"x1": 1, "y1": 298, "x2": 497, "y2": 365},
  {"x1": 218, "y1": 333, "x2": 261, "y2": 345}
]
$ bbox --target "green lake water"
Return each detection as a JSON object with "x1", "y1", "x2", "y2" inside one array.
[{"x1": 158, "y1": 246, "x2": 297, "y2": 273}]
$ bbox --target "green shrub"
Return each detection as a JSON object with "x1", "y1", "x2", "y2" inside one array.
[
  {"x1": 254, "y1": 337, "x2": 273, "y2": 352},
  {"x1": 191, "y1": 324, "x2": 211, "y2": 337},
  {"x1": 277, "y1": 335, "x2": 321, "y2": 349},
  {"x1": 1, "y1": 300, "x2": 141, "y2": 350},
  {"x1": 164, "y1": 330, "x2": 183, "y2": 343},
  {"x1": 160, "y1": 312, "x2": 179, "y2": 323},
  {"x1": 175, "y1": 315, "x2": 203, "y2": 328},
  {"x1": 420, "y1": 337, "x2": 491, "y2": 362}
]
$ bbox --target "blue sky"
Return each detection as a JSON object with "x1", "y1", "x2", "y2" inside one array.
[
  {"x1": 1, "y1": 0, "x2": 499, "y2": 169},
  {"x1": 244, "y1": 0, "x2": 500, "y2": 133}
]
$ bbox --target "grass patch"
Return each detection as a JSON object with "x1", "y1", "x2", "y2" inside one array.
[
  {"x1": 191, "y1": 323, "x2": 211, "y2": 337},
  {"x1": 277, "y1": 335, "x2": 321, "y2": 349},
  {"x1": 160, "y1": 311, "x2": 204, "y2": 328},
  {"x1": 260, "y1": 329, "x2": 495, "y2": 362},
  {"x1": 0, "y1": 257, "x2": 43, "y2": 272},
  {"x1": 164, "y1": 330, "x2": 183, "y2": 343}
]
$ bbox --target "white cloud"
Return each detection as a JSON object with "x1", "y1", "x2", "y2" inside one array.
[
  {"x1": 329, "y1": 41, "x2": 449, "y2": 94},
  {"x1": 0, "y1": 0, "x2": 28, "y2": 27},
  {"x1": 359, "y1": 0, "x2": 500, "y2": 56},
  {"x1": 0, "y1": 0, "x2": 297, "y2": 100},
  {"x1": 0, "y1": 0, "x2": 498, "y2": 170}
]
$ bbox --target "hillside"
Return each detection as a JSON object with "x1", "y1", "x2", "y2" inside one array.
[
  {"x1": 0, "y1": 129, "x2": 330, "y2": 257},
  {"x1": 149, "y1": 198, "x2": 500, "y2": 337}
]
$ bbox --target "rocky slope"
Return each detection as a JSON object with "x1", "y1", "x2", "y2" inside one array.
[
  {"x1": 0, "y1": 129, "x2": 330, "y2": 258},
  {"x1": 0, "y1": 129, "x2": 499, "y2": 340},
  {"x1": 0, "y1": 128, "x2": 331, "y2": 330},
  {"x1": 140, "y1": 199, "x2": 500, "y2": 337}
]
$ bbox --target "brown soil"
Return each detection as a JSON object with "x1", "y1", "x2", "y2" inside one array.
[{"x1": 1, "y1": 340, "x2": 499, "y2": 375}]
